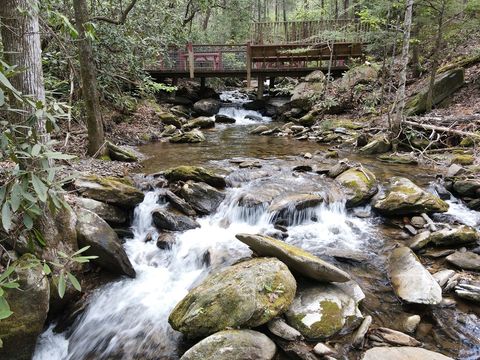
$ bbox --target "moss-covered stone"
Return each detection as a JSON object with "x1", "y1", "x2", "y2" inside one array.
[
  {"x1": 163, "y1": 166, "x2": 226, "y2": 188},
  {"x1": 335, "y1": 167, "x2": 378, "y2": 207},
  {"x1": 106, "y1": 141, "x2": 138, "y2": 162},
  {"x1": 377, "y1": 153, "x2": 418, "y2": 165},
  {"x1": 452, "y1": 178, "x2": 480, "y2": 197},
  {"x1": 373, "y1": 177, "x2": 449, "y2": 216},
  {"x1": 359, "y1": 134, "x2": 391, "y2": 155},
  {"x1": 169, "y1": 129, "x2": 206, "y2": 144},
  {"x1": 168, "y1": 258, "x2": 296, "y2": 339},
  {"x1": 451, "y1": 154, "x2": 474, "y2": 165},
  {"x1": 182, "y1": 117, "x2": 216, "y2": 130},
  {"x1": 159, "y1": 112, "x2": 182, "y2": 128}
]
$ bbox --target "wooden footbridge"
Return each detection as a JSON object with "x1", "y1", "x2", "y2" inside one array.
[{"x1": 147, "y1": 19, "x2": 372, "y2": 92}]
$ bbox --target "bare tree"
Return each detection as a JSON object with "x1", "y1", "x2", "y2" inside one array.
[{"x1": 73, "y1": 0, "x2": 105, "y2": 156}]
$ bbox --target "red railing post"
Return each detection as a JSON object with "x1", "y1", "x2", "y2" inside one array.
[
  {"x1": 246, "y1": 42, "x2": 252, "y2": 88},
  {"x1": 187, "y1": 42, "x2": 194, "y2": 78}
]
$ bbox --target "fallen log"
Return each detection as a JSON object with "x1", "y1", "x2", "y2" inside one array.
[
  {"x1": 408, "y1": 115, "x2": 480, "y2": 125},
  {"x1": 404, "y1": 120, "x2": 480, "y2": 139}
]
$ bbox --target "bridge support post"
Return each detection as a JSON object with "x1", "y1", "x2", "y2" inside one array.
[
  {"x1": 246, "y1": 42, "x2": 252, "y2": 88},
  {"x1": 200, "y1": 77, "x2": 206, "y2": 91},
  {"x1": 187, "y1": 42, "x2": 195, "y2": 79},
  {"x1": 269, "y1": 77, "x2": 275, "y2": 92},
  {"x1": 257, "y1": 75, "x2": 265, "y2": 100}
]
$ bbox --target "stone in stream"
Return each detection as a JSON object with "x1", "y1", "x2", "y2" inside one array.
[
  {"x1": 409, "y1": 226, "x2": 479, "y2": 250},
  {"x1": 327, "y1": 160, "x2": 351, "y2": 178},
  {"x1": 235, "y1": 233, "x2": 351, "y2": 282},
  {"x1": 169, "y1": 129, "x2": 206, "y2": 143},
  {"x1": 160, "y1": 124, "x2": 178, "y2": 137},
  {"x1": 335, "y1": 167, "x2": 378, "y2": 207},
  {"x1": 215, "y1": 114, "x2": 236, "y2": 123},
  {"x1": 106, "y1": 141, "x2": 138, "y2": 162},
  {"x1": 455, "y1": 283, "x2": 480, "y2": 303},
  {"x1": 159, "y1": 112, "x2": 183, "y2": 128},
  {"x1": 74, "y1": 175, "x2": 144, "y2": 209},
  {"x1": 267, "y1": 317, "x2": 303, "y2": 341},
  {"x1": 163, "y1": 165, "x2": 226, "y2": 188},
  {"x1": 432, "y1": 269, "x2": 456, "y2": 287},
  {"x1": 0, "y1": 254, "x2": 50, "y2": 360},
  {"x1": 452, "y1": 178, "x2": 480, "y2": 198},
  {"x1": 285, "y1": 281, "x2": 364, "y2": 340},
  {"x1": 75, "y1": 207, "x2": 136, "y2": 278},
  {"x1": 75, "y1": 196, "x2": 128, "y2": 225},
  {"x1": 267, "y1": 193, "x2": 324, "y2": 225},
  {"x1": 250, "y1": 125, "x2": 269, "y2": 134},
  {"x1": 403, "y1": 315, "x2": 421, "y2": 333},
  {"x1": 179, "y1": 181, "x2": 225, "y2": 215},
  {"x1": 159, "y1": 189, "x2": 196, "y2": 217},
  {"x1": 373, "y1": 177, "x2": 449, "y2": 216},
  {"x1": 369, "y1": 327, "x2": 421, "y2": 347},
  {"x1": 388, "y1": 247, "x2": 441, "y2": 305},
  {"x1": 352, "y1": 315, "x2": 372, "y2": 347},
  {"x1": 446, "y1": 251, "x2": 480, "y2": 271},
  {"x1": 169, "y1": 258, "x2": 296, "y2": 338},
  {"x1": 359, "y1": 134, "x2": 391, "y2": 155},
  {"x1": 313, "y1": 343, "x2": 335, "y2": 356},
  {"x1": 193, "y1": 98, "x2": 221, "y2": 116},
  {"x1": 180, "y1": 330, "x2": 277, "y2": 360},
  {"x1": 182, "y1": 116, "x2": 215, "y2": 130},
  {"x1": 362, "y1": 347, "x2": 453, "y2": 360},
  {"x1": 152, "y1": 207, "x2": 200, "y2": 231}
]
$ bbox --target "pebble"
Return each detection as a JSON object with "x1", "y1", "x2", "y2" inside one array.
[
  {"x1": 411, "y1": 216, "x2": 426, "y2": 228},
  {"x1": 353, "y1": 315, "x2": 372, "y2": 347},
  {"x1": 303, "y1": 152, "x2": 313, "y2": 159},
  {"x1": 313, "y1": 343, "x2": 335, "y2": 356},
  {"x1": 403, "y1": 315, "x2": 421, "y2": 333},
  {"x1": 404, "y1": 224, "x2": 418, "y2": 235},
  {"x1": 433, "y1": 269, "x2": 456, "y2": 287}
]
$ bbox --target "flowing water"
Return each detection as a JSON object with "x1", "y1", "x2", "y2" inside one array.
[{"x1": 34, "y1": 92, "x2": 480, "y2": 360}]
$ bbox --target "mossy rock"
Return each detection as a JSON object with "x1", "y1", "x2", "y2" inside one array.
[
  {"x1": 285, "y1": 281, "x2": 364, "y2": 340},
  {"x1": 169, "y1": 129, "x2": 206, "y2": 143},
  {"x1": 429, "y1": 225, "x2": 479, "y2": 247},
  {"x1": 377, "y1": 153, "x2": 418, "y2": 165},
  {"x1": 159, "y1": 112, "x2": 182, "y2": 128},
  {"x1": 183, "y1": 117, "x2": 216, "y2": 131},
  {"x1": 106, "y1": 141, "x2": 138, "y2": 163},
  {"x1": 359, "y1": 134, "x2": 391, "y2": 155},
  {"x1": 180, "y1": 330, "x2": 276, "y2": 360},
  {"x1": 168, "y1": 257, "x2": 296, "y2": 339},
  {"x1": 163, "y1": 166, "x2": 226, "y2": 188},
  {"x1": 373, "y1": 177, "x2": 448, "y2": 216},
  {"x1": 74, "y1": 175, "x2": 144, "y2": 209},
  {"x1": 452, "y1": 178, "x2": 480, "y2": 197},
  {"x1": 335, "y1": 167, "x2": 378, "y2": 207},
  {"x1": 451, "y1": 154, "x2": 474, "y2": 165}
]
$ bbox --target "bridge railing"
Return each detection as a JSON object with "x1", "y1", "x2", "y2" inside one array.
[{"x1": 251, "y1": 19, "x2": 371, "y2": 44}]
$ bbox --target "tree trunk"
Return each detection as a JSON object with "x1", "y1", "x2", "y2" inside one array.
[
  {"x1": 202, "y1": 7, "x2": 211, "y2": 30},
  {"x1": 391, "y1": 0, "x2": 414, "y2": 141},
  {"x1": 0, "y1": 0, "x2": 47, "y2": 139},
  {"x1": 73, "y1": 0, "x2": 105, "y2": 156}
]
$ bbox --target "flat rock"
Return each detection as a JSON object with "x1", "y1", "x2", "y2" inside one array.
[
  {"x1": 335, "y1": 167, "x2": 378, "y2": 207},
  {"x1": 369, "y1": 327, "x2": 421, "y2": 346},
  {"x1": 433, "y1": 269, "x2": 456, "y2": 287},
  {"x1": 268, "y1": 193, "x2": 324, "y2": 225},
  {"x1": 169, "y1": 258, "x2": 296, "y2": 338},
  {"x1": 388, "y1": 247, "x2": 442, "y2": 305},
  {"x1": 179, "y1": 181, "x2": 225, "y2": 215},
  {"x1": 446, "y1": 251, "x2": 480, "y2": 271},
  {"x1": 169, "y1": 129, "x2": 206, "y2": 143},
  {"x1": 180, "y1": 330, "x2": 276, "y2": 360},
  {"x1": 285, "y1": 281, "x2": 364, "y2": 340},
  {"x1": 455, "y1": 283, "x2": 480, "y2": 303},
  {"x1": 267, "y1": 317, "x2": 303, "y2": 341},
  {"x1": 429, "y1": 226, "x2": 479, "y2": 247},
  {"x1": 75, "y1": 197, "x2": 128, "y2": 224},
  {"x1": 215, "y1": 114, "x2": 236, "y2": 124},
  {"x1": 236, "y1": 233, "x2": 350, "y2": 282},
  {"x1": 152, "y1": 207, "x2": 200, "y2": 231},
  {"x1": 362, "y1": 347, "x2": 453, "y2": 360},
  {"x1": 164, "y1": 166, "x2": 226, "y2": 188}
]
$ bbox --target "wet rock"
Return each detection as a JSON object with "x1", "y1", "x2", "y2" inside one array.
[
  {"x1": 215, "y1": 114, "x2": 236, "y2": 123},
  {"x1": 236, "y1": 233, "x2": 350, "y2": 282},
  {"x1": 369, "y1": 327, "x2": 421, "y2": 346},
  {"x1": 183, "y1": 116, "x2": 215, "y2": 130},
  {"x1": 411, "y1": 216, "x2": 426, "y2": 228},
  {"x1": 245, "y1": 114, "x2": 263, "y2": 122},
  {"x1": 403, "y1": 315, "x2": 421, "y2": 333},
  {"x1": 428, "y1": 226, "x2": 479, "y2": 247},
  {"x1": 268, "y1": 193, "x2": 324, "y2": 225},
  {"x1": 156, "y1": 232, "x2": 176, "y2": 249},
  {"x1": 335, "y1": 167, "x2": 378, "y2": 207},
  {"x1": 75, "y1": 197, "x2": 128, "y2": 225},
  {"x1": 193, "y1": 98, "x2": 221, "y2": 116},
  {"x1": 373, "y1": 177, "x2": 449, "y2": 216},
  {"x1": 164, "y1": 166, "x2": 226, "y2": 188},
  {"x1": 408, "y1": 231, "x2": 432, "y2": 250},
  {"x1": 75, "y1": 207, "x2": 136, "y2": 278},
  {"x1": 359, "y1": 134, "x2": 391, "y2": 155},
  {"x1": 285, "y1": 281, "x2": 364, "y2": 340},
  {"x1": 160, "y1": 124, "x2": 178, "y2": 137},
  {"x1": 293, "y1": 165, "x2": 313, "y2": 172},
  {"x1": 152, "y1": 207, "x2": 200, "y2": 231},
  {"x1": 454, "y1": 283, "x2": 480, "y2": 303},
  {"x1": 327, "y1": 160, "x2": 351, "y2": 178},
  {"x1": 170, "y1": 129, "x2": 206, "y2": 143},
  {"x1": 362, "y1": 346, "x2": 453, "y2": 360},
  {"x1": 388, "y1": 247, "x2": 441, "y2": 305},
  {"x1": 74, "y1": 175, "x2": 144, "y2": 209},
  {"x1": 313, "y1": 342, "x2": 335, "y2": 356},
  {"x1": 160, "y1": 189, "x2": 196, "y2": 217},
  {"x1": 250, "y1": 125, "x2": 270, "y2": 134},
  {"x1": 446, "y1": 251, "x2": 480, "y2": 271},
  {"x1": 433, "y1": 269, "x2": 456, "y2": 287},
  {"x1": 179, "y1": 181, "x2": 225, "y2": 215},
  {"x1": 405, "y1": 68, "x2": 465, "y2": 116},
  {"x1": 106, "y1": 141, "x2": 138, "y2": 162},
  {"x1": 159, "y1": 112, "x2": 182, "y2": 128},
  {"x1": 0, "y1": 254, "x2": 50, "y2": 360},
  {"x1": 275, "y1": 340, "x2": 318, "y2": 360},
  {"x1": 180, "y1": 330, "x2": 277, "y2": 360},
  {"x1": 377, "y1": 153, "x2": 418, "y2": 165},
  {"x1": 267, "y1": 317, "x2": 303, "y2": 341},
  {"x1": 169, "y1": 258, "x2": 296, "y2": 338},
  {"x1": 239, "y1": 160, "x2": 262, "y2": 169},
  {"x1": 452, "y1": 178, "x2": 480, "y2": 198},
  {"x1": 352, "y1": 315, "x2": 372, "y2": 347}
]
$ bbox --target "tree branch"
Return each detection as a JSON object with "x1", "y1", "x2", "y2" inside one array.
[{"x1": 92, "y1": 0, "x2": 139, "y2": 25}]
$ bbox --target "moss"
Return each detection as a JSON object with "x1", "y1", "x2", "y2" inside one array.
[
  {"x1": 99, "y1": 154, "x2": 111, "y2": 161},
  {"x1": 290, "y1": 300, "x2": 343, "y2": 339},
  {"x1": 163, "y1": 166, "x2": 226, "y2": 188},
  {"x1": 452, "y1": 154, "x2": 474, "y2": 165}
]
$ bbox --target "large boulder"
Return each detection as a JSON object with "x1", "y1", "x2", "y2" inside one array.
[
  {"x1": 373, "y1": 177, "x2": 449, "y2": 216},
  {"x1": 106, "y1": 141, "x2": 138, "y2": 162},
  {"x1": 285, "y1": 281, "x2": 365, "y2": 340},
  {"x1": 452, "y1": 178, "x2": 480, "y2": 198},
  {"x1": 359, "y1": 134, "x2": 391, "y2": 155},
  {"x1": 169, "y1": 129, "x2": 206, "y2": 144},
  {"x1": 268, "y1": 194, "x2": 324, "y2": 225},
  {"x1": 215, "y1": 114, "x2": 236, "y2": 124},
  {"x1": 0, "y1": 254, "x2": 50, "y2": 360},
  {"x1": 290, "y1": 79, "x2": 325, "y2": 110},
  {"x1": 169, "y1": 258, "x2": 296, "y2": 338},
  {"x1": 193, "y1": 99, "x2": 221, "y2": 116},
  {"x1": 446, "y1": 251, "x2": 480, "y2": 271},
  {"x1": 334, "y1": 64, "x2": 379, "y2": 90},
  {"x1": 409, "y1": 226, "x2": 479, "y2": 250},
  {"x1": 159, "y1": 112, "x2": 183, "y2": 128},
  {"x1": 164, "y1": 166, "x2": 226, "y2": 188},
  {"x1": 405, "y1": 68, "x2": 464, "y2": 115},
  {"x1": 183, "y1": 117, "x2": 215, "y2": 131},
  {"x1": 336, "y1": 167, "x2": 378, "y2": 207},
  {"x1": 74, "y1": 176, "x2": 144, "y2": 209},
  {"x1": 235, "y1": 234, "x2": 350, "y2": 282},
  {"x1": 388, "y1": 247, "x2": 442, "y2": 305},
  {"x1": 75, "y1": 197, "x2": 128, "y2": 225},
  {"x1": 75, "y1": 207, "x2": 136, "y2": 278},
  {"x1": 362, "y1": 347, "x2": 453, "y2": 360},
  {"x1": 180, "y1": 330, "x2": 276, "y2": 360},
  {"x1": 179, "y1": 181, "x2": 225, "y2": 215},
  {"x1": 152, "y1": 207, "x2": 200, "y2": 231}
]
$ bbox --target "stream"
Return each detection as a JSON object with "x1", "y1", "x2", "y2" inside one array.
[{"x1": 34, "y1": 91, "x2": 480, "y2": 360}]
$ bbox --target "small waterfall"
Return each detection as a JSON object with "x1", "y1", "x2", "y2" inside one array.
[{"x1": 34, "y1": 175, "x2": 375, "y2": 360}]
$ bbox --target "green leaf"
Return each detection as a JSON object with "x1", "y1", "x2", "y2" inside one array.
[
  {"x1": 0, "y1": 71, "x2": 16, "y2": 92},
  {"x1": 0, "y1": 265, "x2": 16, "y2": 282},
  {"x1": 0, "y1": 89, "x2": 5, "y2": 107},
  {"x1": 71, "y1": 245, "x2": 91, "y2": 257},
  {"x1": 1, "y1": 282, "x2": 19, "y2": 289},
  {"x1": 42, "y1": 263, "x2": 51, "y2": 276},
  {"x1": 1, "y1": 202, "x2": 12, "y2": 232},
  {"x1": 10, "y1": 183, "x2": 21, "y2": 212},
  {"x1": 31, "y1": 144, "x2": 42, "y2": 156},
  {"x1": 0, "y1": 288, "x2": 4, "y2": 297},
  {"x1": 31, "y1": 174, "x2": 48, "y2": 202},
  {"x1": 0, "y1": 297, "x2": 13, "y2": 320},
  {"x1": 58, "y1": 271, "x2": 66, "y2": 298},
  {"x1": 57, "y1": 251, "x2": 68, "y2": 258},
  {"x1": 67, "y1": 272, "x2": 81, "y2": 291},
  {"x1": 23, "y1": 214, "x2": 33, "y2": 230},
  {"x1": 32, "y1": 229, "x2": 46, "y2": 247}
]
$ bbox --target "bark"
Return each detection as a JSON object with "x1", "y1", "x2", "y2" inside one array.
[
  {"x1": 202, "y1": 7, "x2": 211, "y2": 30},
  {"x1": 73, "y1": 0, "x2": 105, "y2": 156},
  {"x1": 391, "y1": 0, "x2": 415, "y2": 140},
  {"x1": 0, "y1": 0, "x2": 47, "y2": 139}
]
